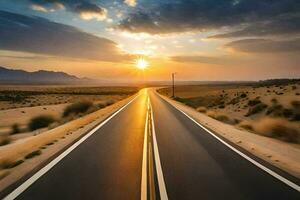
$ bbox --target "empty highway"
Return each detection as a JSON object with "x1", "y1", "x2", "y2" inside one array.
[{"x1": 3, "y1": 89, "x2": 300, "y2": 200}]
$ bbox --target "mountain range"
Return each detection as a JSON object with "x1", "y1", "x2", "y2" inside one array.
[{"x1": 0, "y1": 66, "x2": 90, "y2": 84}]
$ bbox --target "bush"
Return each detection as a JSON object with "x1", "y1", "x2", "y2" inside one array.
[
  {"x1": 245, "y1": 103, "x2": 267, "y2": 116},
  {"x1": 254, "y1": 117, "x2": 300, "y2": 143},
  {"x1": 207, "y1": 111, "x2": 236, "y2": 124},
  {"x1": 28, "y1": 115, "x2": 55, "y2": 131},
  {"x1": 227, "y1": 97, "x2": 240, "y2": 105},
  {"x1": 0, "y1": 136, "x2": 11, "y2": 146},
  {"x1": 196, "y1": 106, "x2": 207, "y2": 113},
  {"x1": 271, "y1": 98, "x2": 278, "y2": 104},
  {"x1": 239, "y1": 121, "x2": 254, "y2": 131},
  {"x1": 247, "y1": 99, "x2": 261, "y2": 106},
  {"x1": 215, "y1": 114, "x2": 230, "y2": 122},
  {"x1": 25, "y1": 150, "x2": 42, "y2": 159},
  {"x1": 291, "y1": 100, "x2": 300, "y2": 108},
  {"x1": 1, "y1": 159, "x2": 24, "y2": 169},
  {"x1": 11, "y1": 123, "x2": 21, "y2": 134},
  {"x1": 63, "y1": 101, "x2": 93, "y2": 117},
  {"x1": 240, "y1": 93, "x2": 247, "y2": 98}
]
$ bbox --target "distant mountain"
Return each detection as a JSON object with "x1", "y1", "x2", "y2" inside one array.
[{"x1": 0, "y1": 66, "x2": 91, "y2": 84}]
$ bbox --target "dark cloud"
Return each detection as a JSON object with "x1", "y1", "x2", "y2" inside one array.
[
  {"x1": 73, "y1": 2, "x2": 107, "y2": 20},
  {"x1": 0, "y1": 10, "x2": 131, "y2": 61},
  {"x1": 117, "y1": 0, "x2": 300, "y2": 37},
  {"x1": 225, "y1": 38, "x2": 300, "y2": 53},
  {"x1": 210, "y1": 17, "x2": 300, "y2": 38}
]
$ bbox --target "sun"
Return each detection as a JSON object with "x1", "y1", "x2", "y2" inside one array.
[{"x1": 135, "y1": 58, "x2": 148, "y2": 70}]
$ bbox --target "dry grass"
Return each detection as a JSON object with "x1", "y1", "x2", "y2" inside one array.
[
  {"x1": 0, "y1": 86, "x2": 138, "y2": 136},
  {"x1": 207, "y1": 111, "x2": 237, "y2": 125},
  {"x1": 196, "y1": 106, "x2": 207, "y2": 113},
  {"x1": 0, "y1": 135, "x2": 11, "y2": 146},
  {"x1": 0, "y1": 86, "x2": 138, "y2": 110},
  {"x1": 238, "y1": 120, "x2": 254, "y2": 131},
  {"x1": 253, "y1": 117, "x2": 300, "y2": 143}
]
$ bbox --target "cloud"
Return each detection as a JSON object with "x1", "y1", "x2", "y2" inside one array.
[
  {"x1": 224, "y1": 38, "x2": 300, "y2": 53},
  {"x1": 31, "y1": 4, "x2": 49, "y2": 12},
  {"x1": 74, "y1": 2, "x2": 107, "y2": 21},
  {"x1": 117, "y1": 0, "x2": 300, "y2": 36},
  {"x1": 124, "y1": 0, "x2": 137, "y2": 7},
  {"x1": 210, "y1": 16, "x2": 300, "y2": 38},
  {"x1": 171, "y1": 55, "x2": 242, "y2": 65},
  {"x1": 28, "y1": 0, "x2": 107, "y2": 20},
  {"x1": 0, "y1": 10, "x2": 131, "y2": 62}
]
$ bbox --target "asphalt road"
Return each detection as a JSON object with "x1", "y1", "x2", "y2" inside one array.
[
  {"x1": 14, "y1": 92, "x2": 148, "y2": 200},
  {"x1": 149, "y1": 90, "x2": 300, "y2": 200},
  {"x1": 4, "y1": 89, "x2": 300, "y2": 200}
]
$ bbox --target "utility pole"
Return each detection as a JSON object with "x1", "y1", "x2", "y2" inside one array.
[{"x1": 172, "y1": 73, "x2": 176, "y2": 98}]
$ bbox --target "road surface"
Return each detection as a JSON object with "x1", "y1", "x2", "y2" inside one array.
[{"x1": 3, "y1": 89, "x2": 300, "y2": 200}]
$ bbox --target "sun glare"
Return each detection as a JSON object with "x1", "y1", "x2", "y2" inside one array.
[{"x1": 136, "y1": 58, "x2": 148, "y2": 70}]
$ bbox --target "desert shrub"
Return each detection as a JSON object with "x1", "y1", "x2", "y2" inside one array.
[
  {"x1": 173, "y1": 96, "x2": 188, "y2": 104},
  {"x1": 207, "y1": 111, "x2": 236, "y2": 124},
  {"x1": 207, "y1": 110, "x2": 217, "y2": 118},
  {"x1": 239, "y1": 121, "x2": 254, "y2": 131},
  {"x1": 271, "y1": 98, "x2": 278, "y2": 104},
  {"x1": 28, "y1": 115, "x2": 55, "y2": 131},
  {"x1": 25, "y1": 150, "x2": 42, "y2": 159},
  {"x1": 214, "y1": 114, "x2": 229, "y2": 122},
  {"x1": 266, "y1": 104, "x2": 283, "y2": 116},
  {"x1": 247, "y1": 99, "x2": 261, "y2": 106},
  {"x1": 292, "y1": 85, "x2": 297, "y2": 90},
  {"x1": 291, "y1": 100, "x2": 300, "y2": 108},
  {"x1": 97, "y1": 103, "x2": 107, "y2": 109},
  {"x1": 254, "y1": 117, "x2": 300, "y2": 143},
  {"x1": 240, "y1": 93, "x2": 247, "y2": 98},
  {"x1": 218, "y1": 104, "x2": 225, "y2": 109},
  {"x1": 63, "y1": 101, "x2": 93, "y2": 117},
  {"x1": 105, "y1": 100, "x2": 115, "y2": 106},
  {"x1": 245, "y1": 103, "x2": 267, "y2": 116},
  {"x1": 0, "y1": 136, "x2": 11, "y2": 146},
  {"x1": 1, "y1": 159, "x2": 24, "y2": 169},
  {"x1": 11, "y1": 123, "x2": 20, "y2": 134},
  {"x1": 196, "y1": 106, "x2": 207, "y2": 113}
]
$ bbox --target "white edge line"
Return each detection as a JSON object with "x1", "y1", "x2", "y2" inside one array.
[
  {"x1": 141, "y1": 98, "x2": 149, "y2": 200},
  {"x1": 164, "y1": 96, "x2": 300, "y2": 192},
  {"x1": 149, "y1": 100, "x2": 169, "y2": 200},
  {"x1": 4, "y1": 94, "x2": 140, "y2": 200}
]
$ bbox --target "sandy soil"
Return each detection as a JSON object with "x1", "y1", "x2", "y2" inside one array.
[
  {"x1": 158, "y1": 83, "x2": 300, "y2": 121},
  {"x1": 0, "y1": 96, "x2": 126, "y2": 131},
  {"x1": 158, "y1": 92, "x2": 300, "y2": 179},
  {"x1": 0, "y1": 92, "x2": 138, "y2": 192},
  {"x1": 0, "y1": 85, "x2": 137, "y2": 110}
]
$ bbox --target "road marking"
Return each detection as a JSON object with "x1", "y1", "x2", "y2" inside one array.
[
  {"x1": 4, "y1": 94, "x2": 141, "y2": 200},
  {"x1": 149, "y1": 101, "x2": 169, "y2": 200},
  {"x1": 165, "y1": 97, "x2": 300, "y2": 192},
  {"x1": 141, "y1": 98, "x2": 149, "y2": 200}
]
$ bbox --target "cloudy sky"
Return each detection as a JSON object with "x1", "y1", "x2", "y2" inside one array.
[{"x1": 0, "y1": 0, "x2": 299, "y2": 82}]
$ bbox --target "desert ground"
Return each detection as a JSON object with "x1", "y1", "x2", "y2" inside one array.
[
  {"x1": 158, "y1": 80, "x2": 300, "y2": 144},
  {"x1": 0, "y1": 86, "x2": 138, "y2": 141}
]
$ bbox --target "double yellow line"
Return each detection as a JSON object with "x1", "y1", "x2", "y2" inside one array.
[{"x1": 141, "y1": 97, "x2": 168, "y2": 200}]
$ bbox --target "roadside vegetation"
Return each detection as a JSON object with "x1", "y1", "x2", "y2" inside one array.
[
  {"x1": 158, "y1": 79, "x2": 300, "y2": 144},
  {"x1": 0, "y1": 88, "x2": 137, "y2": 181}
]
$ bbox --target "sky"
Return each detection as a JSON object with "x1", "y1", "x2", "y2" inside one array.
[{"x1": 0, "y1": 0, "x2": 299, "y2": 82}]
